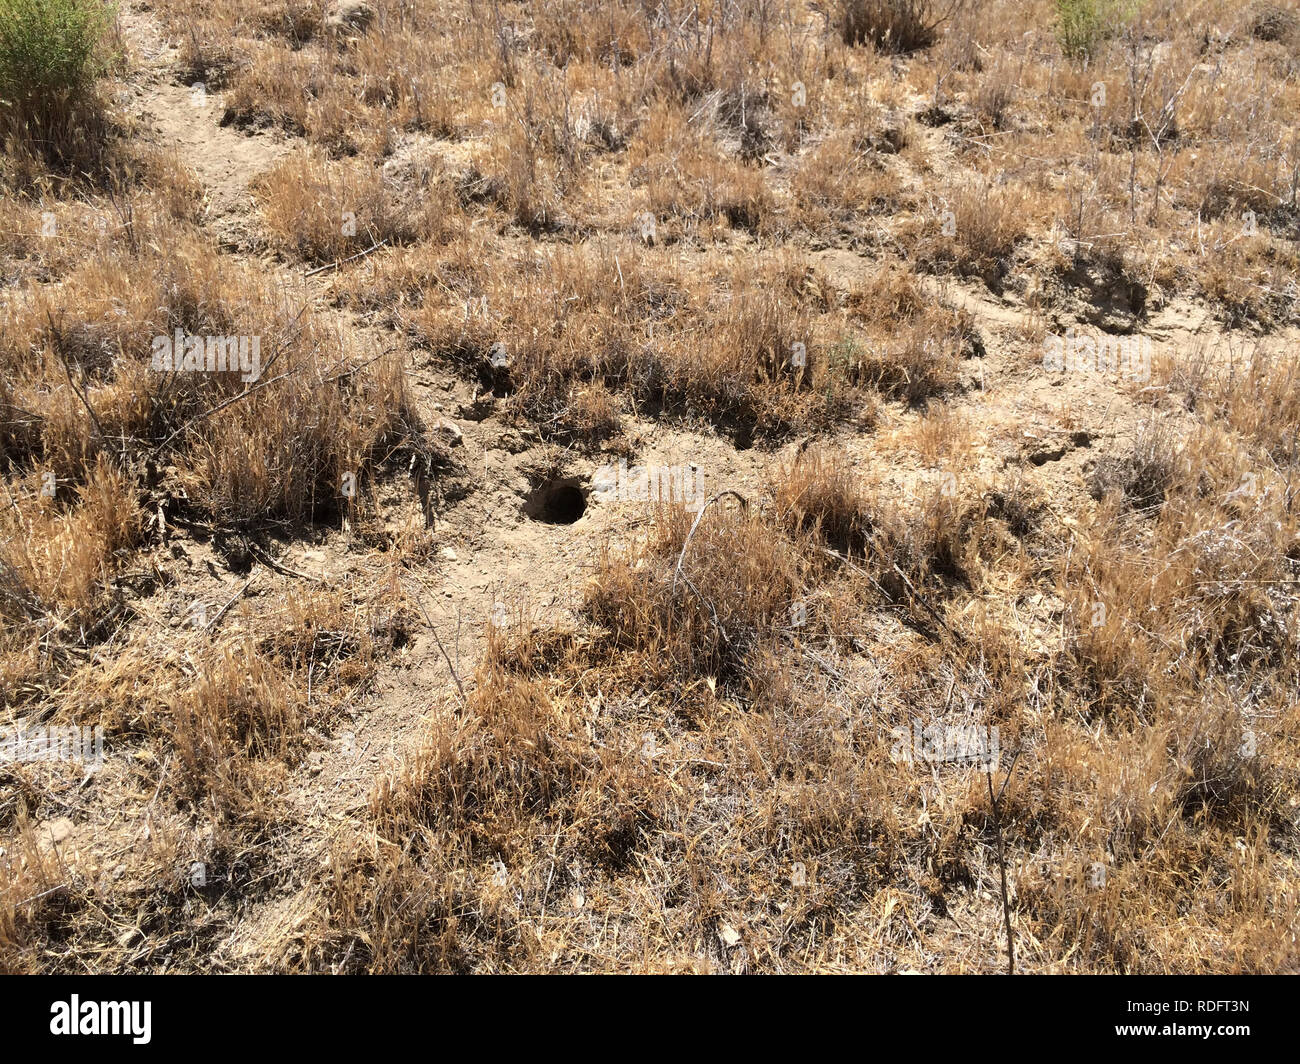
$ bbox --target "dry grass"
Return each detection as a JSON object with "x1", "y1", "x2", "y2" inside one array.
[{"x1": 3, "y1": 0, "x2": 1300, "y2": 975}]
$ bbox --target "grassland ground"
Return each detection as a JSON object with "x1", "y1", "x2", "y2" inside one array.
[{"x1": 2, "y1": 0, "x2": 1299, "y2": 973}]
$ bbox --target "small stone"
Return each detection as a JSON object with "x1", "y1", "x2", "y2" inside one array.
[{"x1": 436, "y1": 419, "x2": 464, "y2": 446}]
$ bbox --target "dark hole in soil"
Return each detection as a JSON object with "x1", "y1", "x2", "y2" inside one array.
[{"x1": 524, "y1": 477, "x2": 587, "y2": 524}]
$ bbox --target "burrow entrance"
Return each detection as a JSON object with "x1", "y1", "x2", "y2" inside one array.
[{"x1": 524, "y1": 476, "x2": 587, "y2": 524}]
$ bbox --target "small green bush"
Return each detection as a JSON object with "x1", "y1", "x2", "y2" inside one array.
[
  {"x1": 0, "y1": 0, "x2": 114, "y2": 123},
  {"x1": 1055, "y1": 0, "x2": 1124, "y2": 61}
]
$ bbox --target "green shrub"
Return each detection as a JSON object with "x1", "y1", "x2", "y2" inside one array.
[
  {"x1": 1055, "y1": 0, "x2": 1130, "y2": 61},
  {"x1": 0, "y1": 0, "x2": 114, "y2": 124}
]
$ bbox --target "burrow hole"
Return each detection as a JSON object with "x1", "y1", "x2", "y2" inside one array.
[{"x1": 524, "y1": 476, "x2": 587, "y2": 524}]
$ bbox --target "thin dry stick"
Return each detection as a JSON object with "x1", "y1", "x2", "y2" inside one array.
[
  {"x1": 17, "y1": 884, "x2": 68, "y2": 908},
  {"x1": 149, "y1": 370, "x2": 293, "y2": 456},
  {"x1": 671, "y1": 490, "x2": 749, "y2": 595},
  {"x1": 404, "y1": 581, "x2": 467, "y2": 706},
  {"x1": 245, "y1": 541, "x2": 322, "y2": 582},
  {"x1": 889, "y1": 561, "x2": 966, "y2": 645},
  {"x1": 149, "y1": 302, "x2": 313, "y2": 456},
  {"x1": 671, "y1": 490, "x2": 749, "y2": 645},
  {"x1": 204, "y1": 573, "x2": 257, "y2": 635},
  {"x1": 303, "y1": 238, "x2": 389, "y2": 278},
  {"x1": 46, "y1": 312, "x2": 109, "y2": 447},
  {"x1": 986, "y1": 748, "x2": 1022, "y2": 975},
  {"x1": 817, "y1": 543, "x2": 962, "y2": 644},
  {"x1": 323, "y1": 346, "x2": 397, "y2": 385}
]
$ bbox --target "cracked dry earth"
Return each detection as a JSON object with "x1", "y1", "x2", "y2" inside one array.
[{"x1": 13, "y1": 9, "x2": 1300, "y2": 973}]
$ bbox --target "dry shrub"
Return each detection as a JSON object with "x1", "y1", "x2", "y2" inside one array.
[
  {"x1": 586, "y1": 500, "x2": 812, "y2": 686},
  {"x1": 169, "y1": 641, "x2": 303, "y2": 822},
  {"x1": 917, "y1": 180, "x2": 1029, "y2": 284},
  {"x1": 253, "y1": 151, "x2": 450, "y2": 265},
  {"x1": 0, "y1": 456, "x2": 139, "y2": 640},
  {"x1": 840, "y1": 0, "x2": 954, "y2": 53}
]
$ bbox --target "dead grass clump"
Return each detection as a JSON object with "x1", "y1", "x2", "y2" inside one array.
[
  {"x1": 774, "y1": 447, "x2": 874, "y2": 557},
  {"x1": 1249, "y1": 3, "x2": 1300, "y2": 45},
  {"x1": 1065, "y1": 426, "x2": 1297, "y2": 717},
  {"x1": 0, "y1": 457, "x2": 140, "y2": 647},
  {"x1": 253, "y1": 151, "x2": 449, "y2": 265},
  {"x1": 839, "y1": 0, "x2": 952, "y2": 53},
  {"x1": 221, "y1": 45, "x2": 317, "y2": 135},
  {"x1": 986, "y1": 472, "x2": 1049, "y2": 539},
  {"x1": 791, "y1": 131, "x2": 906, "y2": 232},
  {"x1": 175, "y1": 30, "x2": 244, "y2": 92},
  {"x1": 1182, "y1": 343, "x2": 1300, "y2": 464},
  {"x1": 835, "y1": 304, "x2": 976, "y2": 402},
  {"x1": 178, "y1": 347, "x2": 418, "y2": 529},
  {"x1": 169, "y1": 641, "x2": 303, "y2": 822},
  {"x1": 586, "y1": 501, "x2": 812, "y2": 687},
  {"x1": 1087, "y1": 421, "x2": 1182, "y2": 512},
  {"x1": 916, "y1": 181, "x2": 1029, "y2": 285}
]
